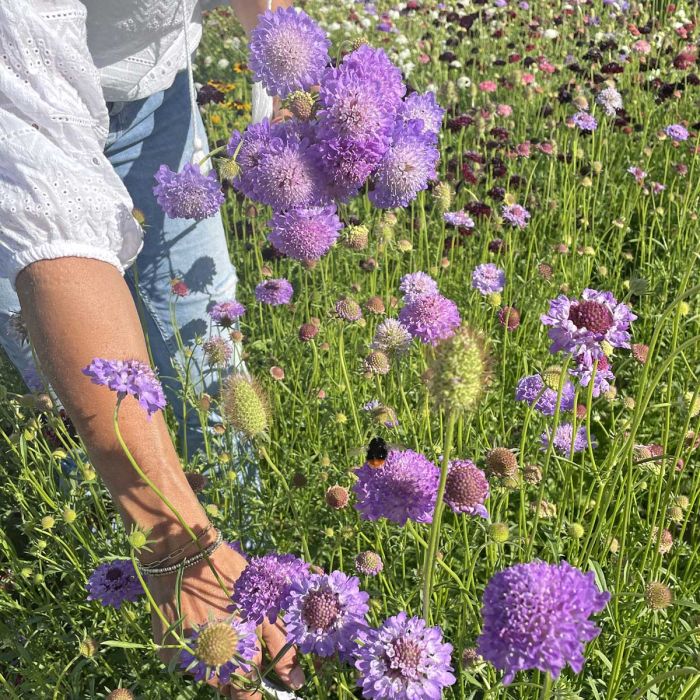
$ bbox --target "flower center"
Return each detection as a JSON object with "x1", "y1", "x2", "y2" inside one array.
[
  {"x1": 106, "y1": 567, "x2": 124, "y2": 582},
  {"x1": 446, "y1": 470, "x2": 483, "y2": 506},
  {"x1": 568, "y1": 301, "x2": 614, "y2": 334},
  {"x1": 301, "y1": 590, "x2": 341, "y2": 631},
  {"x1": 388, "y1": 637, "x2": 422, "y2": 679}
]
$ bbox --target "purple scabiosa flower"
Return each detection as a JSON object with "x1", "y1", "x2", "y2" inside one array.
[
  {"x1": 371, "y1": 318, "x2": 413, "y2": 357},
  {"x1": 86, "y1": 560, "x2": 143, "y2": 609},
  {"x1": 501, "y1": 203, "x2": 531, "y2": 229},
  {"x1": 627, "y1": 165, "x2": 646, "y2": 184},
  {"x1": 443, "y1": 211, "x2": 475, "y2": 229},
  {"x1": 255, "y1": 278, "x2": 294, "y2": 305},
  {"x1": 248, "y1": 7, "x2": 330, "y2": 97},
  {"x1": 355, "y1": 551, "x2": 384, "y2": 576},
  {"x1": 355, "y1": 612, "x2": 456, "y2": 699},
  {"x1": 596, "y1": 86, "x2": 623, "y2": 116},
  {"x1": 153, "y1": 163, "x2": 224, "y2": 221},
  {"x1": 571, "y1": 111, "x2": 597, "y2": 132},
  {"x1": 229, "y1": 553, "x2": 309, "y2": 625},
  {"x1": 398, "y1": 271, "x2": 439, "y2": 302},
  {"x1": 665, "y1": 124, "x2": 689, "y2": 142},
  {"x1": 477, "y1": 561, "x2": 610, "y2": 685},
  {"x1": 339, "y1": 44, "x2": 406, "y2": 108},
  {"x1": 335, "y1": 298, "x2": 363, "y2": 322},
  {"x1": 398, "y1": 294, "x2": 461, "y2": 346},
  {"x1": 515, "y1": 374, "x2": 576, "y2": 416},
  {"x1": 444, "y1": 459, "x2": 489, "y2": 517},
  {"x1": 226, "y1": 120, "x2": 274, "y2": 199},
  {"x1": 353, "y1": 448, "x2": 439, "y2": 524},
  {"x1": 83, "y1": 359, "x2": 166, "y2": 417},
  {"x1": 541, "y1": 422, "x2": 595, "y2": 454},
  {"x1": 179, "y1": 617, "x2": 259, "y2": 684},
  {"x1": 540, "y1": 289, "x2": 636, "y2": 361},
  {"x1": 369, "y1": 120, "x2": 440, "y2": 209},
  {"x1": 472, "y1": 263, "x2": 506, "y2": 295},
  {"x1": 203, "y1": 337, "x2": 233, "y2": 367},
  {"x1": 283, "y1": 571, "x2": 369, "y2": 658},
  {"x1": 268, "y1": 205, "x2": 343, "y2": 261},
  {"x1": 249, "y1": 130, "x2": 326, "y2": 210},
  {"x1": 398, "y1": 91, "x2": 445, "y2": 138},
  {"x1": 209, "y1": 300, "x2": 246, "y2": 328},
  {"x1": 570, "y1": 354, "x2": 615, "y2": 397}
]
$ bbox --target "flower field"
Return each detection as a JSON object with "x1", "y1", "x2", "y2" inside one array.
[{"x1": 1, "y1": 0, "x2": 700, "y2": 698}]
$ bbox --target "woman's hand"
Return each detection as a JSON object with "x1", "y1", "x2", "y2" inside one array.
[{"x1": 149, "y1": 543, "x2": 305, "y2": 698}]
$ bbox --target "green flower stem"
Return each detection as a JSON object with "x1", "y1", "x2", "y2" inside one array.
[{"x1": 421, "y1": 410, "x2": 456, "y2": 623}]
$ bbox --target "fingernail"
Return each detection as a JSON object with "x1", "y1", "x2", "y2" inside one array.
[{"x1": 289, "y1": 665, "x2": 306, "y2": 690}]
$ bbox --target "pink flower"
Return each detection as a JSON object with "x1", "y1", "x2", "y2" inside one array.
[
  {"x1": 538, "y1": 59, "x2": 556, "y2": 74},
  {"x1": 516, "y1": 141, "x2": 531, "y2": 157},
  {"x1": 496, "y1": 104, "x2": 513, "y2": 117},
  {"x1": 418, "y1": 53, "x2": 431, "y2": 64},
  {"x1": 632, "y1": 40, "x2": 651, "y2": 54},
  {"x1": 537, "y1": 142, "x2": 554, "y2": 155},
  {"x1": 522, "y1": 73, "x2": 536, "y2": 85},
  {"x1": 479, "y1": 80, "x2": 498, "y2": 93}
]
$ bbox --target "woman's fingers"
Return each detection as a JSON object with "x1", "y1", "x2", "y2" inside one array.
[{"x1": 261, "y1": 619, "x2": 305, "y2": 690}]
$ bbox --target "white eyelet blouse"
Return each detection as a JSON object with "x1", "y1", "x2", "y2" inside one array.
[{"x1": 0, "y1": 0, "x2": 229, "y2": 288}]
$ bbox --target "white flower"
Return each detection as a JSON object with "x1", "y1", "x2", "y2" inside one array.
[
  {"x1": 217, "y1": 58, "x2": 229, "y2": 69},
  {"x1": 543, "y1": 29, "x2": 559, "y2": 40},
  {"x1": 457, "y1": 76, "x2": 472, "y2": 89}
]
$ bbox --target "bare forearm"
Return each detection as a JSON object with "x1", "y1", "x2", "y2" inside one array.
[{"x1": 228, "y1": 0, "x2": 292, "y2": 35}]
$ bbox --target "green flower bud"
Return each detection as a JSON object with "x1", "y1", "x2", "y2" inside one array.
[{"x1": 222, "y1": 374, "x2": 270, "y2": 438}]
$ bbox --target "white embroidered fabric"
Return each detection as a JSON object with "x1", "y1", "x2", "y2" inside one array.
[{"x1": 0, "y1": 0, "x2": 236, "y2": 287}]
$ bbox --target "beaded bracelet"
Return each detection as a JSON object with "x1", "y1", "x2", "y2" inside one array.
[
  {"x1": 143, "y1": 523, "x2": 213, "y2": 569},
  {"x1": 138, "y1": 529, "x2": 224, "y2": 578}
]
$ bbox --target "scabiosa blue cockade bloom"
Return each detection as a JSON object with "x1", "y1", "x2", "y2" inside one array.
[
  {"x1": 501, "y1": 203, "x2": 531, "y2": 229},
  {"x1": 82, "y1": 358, "x2": 166, "y2": 417},
  {"x1": 248, "y1": 7, "x2": 330, "y2": 98},
  {"x1": 283, "y1": 571, "x2": 369, "y2": 659},
  {"x1": 86, "y1": 559, "x2": 144, "y2": 609},
  {"x1": 226, "y1": 119, "x2": 274, "y2": 199},
  {"x1": 398, "y1": 271, "x2": 439, "y2": 302},
  {"x1": 443, "y1": 211, "x2": 475, "y2": 229},
  {"x1": 471, "y1": 263, "x2": 506, "y2": 296},
  {"x1": 229, "y1": 553, "x2": 309, "y2": 625},
  {"x1": 571, "y1": 111, "x2": 598, "y2": 132},
  {"x1": 570, "y1": 354, "x2": 615, "y2": 397},
  {"x1": 371, "y1": 319, "x2": 413, "y2": 357},
  {"x1": 268, "y1": 205, "x2": 343, "y2": 262},
  {"x1": 596, "y1": 86, "x2": 623, "y2": 116},
  {"x1": 153, "y1": 163, "x2": 225, "y2": 221},
  {"x1": 353, "y1": 449, "x2": 439, "y2": 524},
  {"x1": 444, "y1": 459, "x2": 489, "y2": 517},
  {"x1": 209, "y1": 300, "x2": 246, "y2": 328},
  {"x1": 369, "y1": 120, "x2": 440, "y2": 209},
  {"x1": 339, "y1": 44, "x2": 407, "y2": 109},
  {"x1": 477, "y1": 561, "x2": 610, "y2": 685},
  {"x1": 664, "y1": 123, "x2": 689, "y2": 142},
  {"x1": 355, "y1": 550, "x2": 384, "y2": 577},
  {"x1": 355, "y1": 612, "x2": 456, "y2": 699},
  {"x1": 179, "y1": 617, "x2": 259, "y2": 685},
  {"x1": 397, "y1": 91, "x2": 445, "y2": 138},
  {"x1": 515, "y1": 374, "x2": 576, "y2": 416},
  {"x1": 541, "y1": 422, "x2": 596, "y2": 455},
  {"x1": 540, "y1": 289, "x2": 636, "y2": 361},
  {"x1": 398, "y1": 294, "x2": 461, "y2": 346},
  {"x1": 255, "y1": 278, "x2": 294, "y2": 305}
]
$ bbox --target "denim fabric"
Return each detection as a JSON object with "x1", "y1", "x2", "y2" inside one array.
[{"x1": 0, "y1": 71, "x2": 242, "y2": 458}]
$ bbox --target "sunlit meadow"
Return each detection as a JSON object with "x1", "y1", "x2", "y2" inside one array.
[{"x1": 1, "y1": 0, "x2": 699, "y2": 698}]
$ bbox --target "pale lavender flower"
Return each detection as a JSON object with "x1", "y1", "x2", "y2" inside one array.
[
  {"x1": 472, "y1": 263, "x2": 505, "y2": 295},
  {"x1": 398, "y1": 294, "x2": 461, "y2": 346},
  {"x1": 153, "y1": 163, "x2": 224, "y2": 220},
  {"x1": 515, "y1": 374, "x2": 576, "y2": 415},
  {"x1": 209, "y1": 300, "x2": 246, "y2": 327},
  {"x1": 541, "y1": 422, "x2": 595, "y2": 454},
  {"x1": 255, "y1": 278, "x2": 294, "y2": 305},
  {"x1": 398, "y1": 271, "x2": 439, "y2": 301},
  {"x1": 443, "y1": 211, "x2": 475, "y2": 228},
  {"x1": 596, "y1": 87, "x2": 623, "y2": 116},
  {"x1": 665, "y1": 124, "x2": 689, "y2": 142},
  {"x1": 268, "y1": 205, "x2": 343, "y2": 261},
  {"x1": 572, "y1": 111, "x2": 597, "y2": 132},
  {"x1": 570, "y1": 354, "x2": 615, "y2": 397},
  {"x1": 501, "y1": 204, "x2": 531, "y2": 229}
]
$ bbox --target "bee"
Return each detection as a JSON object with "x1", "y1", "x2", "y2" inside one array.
[{"x1": 366, "y1": 436, "x2": 389, "y2": 469}]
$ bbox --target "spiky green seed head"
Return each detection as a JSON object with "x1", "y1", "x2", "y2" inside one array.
[
  {"x1": 523, "y1": 464, "x2": 542, "y2": 484},
  {"x1": 344, "y1": 225, "x2": 369, "y2": 251},
  {"x1": 432, "y1": 182, "x2": 453, "y2": 212},
  {"x1": 501, "y1": 473, "x2": 521, "y2": 490},
  {"x1": 488, "y1": 292, "x2": 502, "y2": 307},
  {"x1": 542, "y1": 365, "x2": 564, "y2": 390},
  {"x1": 490, "y1": 522, "x2": 509, "y2": 543},
  {"x1": 194, "y1": 621, "x2": 239, "y2": 667},
  {"x1": 675, "y1": 495, "x2": 689, "y2": 510},
  {"x1": 222, "y1": 374, "x2": 270, "y2": 438},
  {"x1": 218, "y1": 158, "x2": 241, "y2": 181},
  {"x1": 62, "y1": 508, "x2": 77, "y2": 524},
  {"x1": 285, "y1": 90, "x2": 315, "y2": 120},
  {"x1": 424, "y1": 325, "x2": 490, "y2": 414},
  {"x1": 40, "y1": 516, "x2": 55, "y2": 530},
  {"x1": 363, "y1": 350, "x2": 391, "y2": 376},
  {"x1": 644, "y1": 581, "x2": 672, "y2": 610},
  {"x1": 128, "y1": 530, "x2": 148, "y2": 550},
  {"x1": 79, "y1": 638, "x2": 99, "y2": 658},
  {"x1": 667, "y1": 505, "x2": 684, "y2": 522},
  {"x1": 34, "y1": 573, "x2": 45, "y2": 585},
  {"x1": 568, "y1": 523, "x2": 585, "y2": 539}
]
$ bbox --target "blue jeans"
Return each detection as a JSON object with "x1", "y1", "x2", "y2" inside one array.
[{"x1": 0, "y1": 71, "x2": 241, "y2": 458}]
